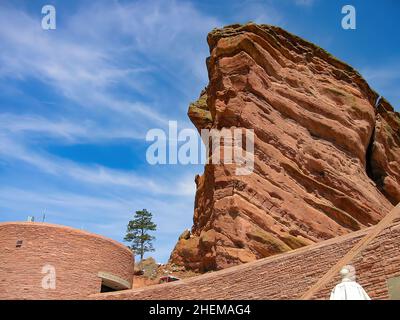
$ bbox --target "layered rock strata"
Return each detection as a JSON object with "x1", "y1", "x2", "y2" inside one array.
[{"x1": 170, "y1": 23, "x2": 400, "y2": 271}]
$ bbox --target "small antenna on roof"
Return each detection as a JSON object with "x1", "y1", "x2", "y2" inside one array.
[{"x1": 42, "y1": 212, "x2": 46, "y2": 222}]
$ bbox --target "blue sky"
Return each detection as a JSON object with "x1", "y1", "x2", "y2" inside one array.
[{"x1": 0, "y1": 0, "x2": 399, "y2": 263}]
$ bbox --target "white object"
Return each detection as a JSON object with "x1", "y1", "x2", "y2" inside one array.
[{"x1": 330, "y1": 267, "x2": 371, "y2": 300}]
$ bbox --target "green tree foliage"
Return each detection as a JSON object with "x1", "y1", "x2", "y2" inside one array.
[{"x1": 124, "y1": 209, "x2": 157, "y2": 261}]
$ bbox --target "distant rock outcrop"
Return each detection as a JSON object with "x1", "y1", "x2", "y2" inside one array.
[{"x1": 169, "y1": 23, "x2": 400, "y2": 272}]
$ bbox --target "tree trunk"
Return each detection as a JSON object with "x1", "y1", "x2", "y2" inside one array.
[{"x1": 140, "y1": 227, "x2": 144, "y2": 261}]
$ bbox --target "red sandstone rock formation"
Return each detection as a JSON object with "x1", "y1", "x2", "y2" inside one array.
[{"x1": 169, "y1": 23, "x2": 400, "y2": 272}]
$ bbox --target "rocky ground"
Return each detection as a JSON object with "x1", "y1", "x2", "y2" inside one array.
[{"x1": 132, "y1": 257, "x2": 200, "y2": 288}]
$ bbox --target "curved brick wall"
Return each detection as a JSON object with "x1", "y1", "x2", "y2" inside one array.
[{"x1": 0, "y1": 222, "x2": 134, "y2": 299}]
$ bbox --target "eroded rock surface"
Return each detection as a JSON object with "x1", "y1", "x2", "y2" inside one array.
[{"x1": 169, "y1": 23, "x2": 400, "y2": 272}]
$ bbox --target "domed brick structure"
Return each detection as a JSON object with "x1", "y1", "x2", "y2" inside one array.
[{"x1": 0, "y1": 222, "x2": 134, "y2": 299}]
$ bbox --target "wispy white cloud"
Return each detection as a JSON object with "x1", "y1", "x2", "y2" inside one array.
[
  {"x1": 0, "y1": 114, "x2": 89, "y2": 141},
  {"x1": 0, "y1": 132, "x2": 196, "y2": 196},
  {"x1": 0, "y1": 187, "x2": 129, "y2": 214},
  {"x1": 0, "y1": 0, "x2": 223, "y2": 163},
  {"x1": 0, "y1": 1, "x2": 218, "y2": 109},
  {"x1": 362, "y1": 65, "x2": 400, "y2": 86},
  {"x1": 0, "y1": 113, "x2": 147, "y2": 143},
  {"x1": 0, "y1": 0, "x2": 217, "y2": 262}
]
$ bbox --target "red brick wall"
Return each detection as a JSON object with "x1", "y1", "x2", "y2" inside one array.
[
  {"x1": 93, "y1": 219, "x2": 400, "y2": 300},
  {"x1": 0, "y1": 222, "x2": 134, "y2": 299}
]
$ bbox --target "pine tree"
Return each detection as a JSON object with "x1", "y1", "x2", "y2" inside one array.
[{"x1": 124, "y1": 209, "x2": 157, "y2": 261}]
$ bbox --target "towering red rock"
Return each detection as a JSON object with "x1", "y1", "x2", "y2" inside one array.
[{"x1": 169, "y1": 23, "x2": 400, "y2": 272}]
